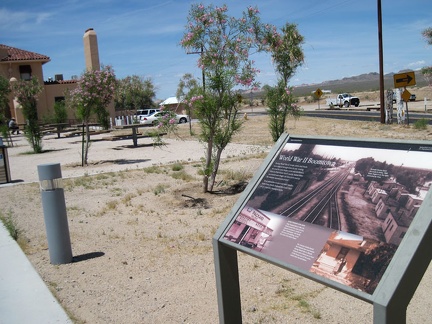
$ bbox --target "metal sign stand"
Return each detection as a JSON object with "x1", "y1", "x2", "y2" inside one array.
[{"x1": 213, "y1": 133, "x2": 432, "y2": 324}]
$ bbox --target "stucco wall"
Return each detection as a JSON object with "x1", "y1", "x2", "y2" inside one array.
[{"x1": 2, "y1": 62, "x2": 115, "y2": 125}]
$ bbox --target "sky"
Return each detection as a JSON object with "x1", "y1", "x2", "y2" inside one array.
[{"x1": 1, "y1": 0, "x2": 431, "y2": 100}]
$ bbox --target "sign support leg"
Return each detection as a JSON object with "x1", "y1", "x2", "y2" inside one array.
[
  {"x1": 373, "y1": 301, "x2": 406, "y2": 324},
  {"x1": 213, "y1": 240, "x2": 242, "y2": 324}
]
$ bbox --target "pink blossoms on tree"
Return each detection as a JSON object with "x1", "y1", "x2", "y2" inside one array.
[
  {"x1": 68, "y1": 65, "x2": 116, "y2": 166},
  {"x1": 180, "y1": 3, "x2": 269, "y2": 192}
]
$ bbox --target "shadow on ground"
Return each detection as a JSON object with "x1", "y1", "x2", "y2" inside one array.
[
  {"x1": 73, "y1": 252, "x2": 105, "y2": 263},
  {"x1": 94, "y1": 159, "x2": 151, "y2": 165}
]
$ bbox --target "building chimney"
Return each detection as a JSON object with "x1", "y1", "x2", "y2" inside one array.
[{"x1": 83, "y1": 28, "x2": 100, "y2": 71}]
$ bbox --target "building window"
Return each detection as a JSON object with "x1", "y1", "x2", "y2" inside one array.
[
  {"x1": 19, "y1": 65, "x2": 32, "y2": 80},
  {"x1": 399, "y1": 232, "x2": 406, "y2": 239}
]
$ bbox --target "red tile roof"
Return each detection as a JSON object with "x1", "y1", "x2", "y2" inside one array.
[{"x1": 0, "y1": 44, "x2": 50, "y2": 63}]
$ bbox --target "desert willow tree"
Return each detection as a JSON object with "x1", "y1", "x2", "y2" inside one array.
[
  {"x1": 0, "y1": 76, "x2": 11, "y2": 139},
  {"x1": 67, "y1": 65, "x2": 116, "y2": 166},
  {"x1": 263, "y1": 23, "x2": 305, "y2": 142},
  {"x1": 11, "y1": 77, "x2": 44, "y2": 152},
  {"x1": 181, "y1": 3, "x2": 269, "y2": 193},
  {"x1": 176, "y1": 73, "x2": 199, "y2": 135},
  {"x1": 421, "y1": 27, "x2": 432, "y2": 89}
]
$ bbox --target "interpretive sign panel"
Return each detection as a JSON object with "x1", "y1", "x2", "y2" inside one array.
[{"x1": 218, "y1": 135, "x2": 432, "y2": 297}]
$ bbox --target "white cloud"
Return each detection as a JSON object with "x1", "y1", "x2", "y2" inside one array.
[
  {"x1": 0, "y1": 8, "x2": 52, "y2": 31},
  {"x1": 0, "y1": 8, "x2": 29, "y2": 28},
  {"x1": 408, "y1": 60, "x2": 426, "y2": 68}
]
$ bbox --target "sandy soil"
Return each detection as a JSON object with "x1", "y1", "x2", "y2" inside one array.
[{"x1": 1, "y1": 111, "x2": 432, "y2": 323}]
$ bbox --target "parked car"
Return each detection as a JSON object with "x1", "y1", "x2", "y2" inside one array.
[
  {"x1": 131, "y1": 108, "x2": 161, "y2": 124},
  {"x1": 176, "y1": 114, "x2": 190, "y2": 124},
  {"x1": 136, "y1": 108, "x2": 160, "y2": 116},
  {"x1": 139, "y1": 111, "x2": 190, "y2": 126},
  {"x1": 392, "y1": 92, "x2": 416, "y2": 102}
]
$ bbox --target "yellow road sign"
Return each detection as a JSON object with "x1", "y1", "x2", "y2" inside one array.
[
  {"x1": 401, "y1": 89, "x2": 411, "y2": 102},
  {"x1": 314, "y1": 88, "x2": 323, "y2": 98},
  {"x1": 393, "y1": 72, "x2": 416, "y2": 88}
]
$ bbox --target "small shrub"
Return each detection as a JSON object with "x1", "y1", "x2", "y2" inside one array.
[
  {"x1": 154, "y1": 184, "x2": 166, "y2": 195},
  {"x1": 414, "y1": 118, "x2": 429, "y2": 130},
  {"x1": 73, "y1": 175, "x2": 94, "y2": 189},
  {"x1": 221, "y1": 169, "x2": 253, "y2": 182},
  {"x1": 275, "y1": 285, "x2": 294, "y2": 298},
  {"x1": 110, "y1": 187, "x2": 123, "y2": 196},
  {"x1": 171, "y1": 163, "x2": 184, "y2": 171},
  {"x1": 171, "y1": 170, "x2": 193, "y2": 181},
  {"x1": 144, "y1": 166, "x2": 163, "y2": 174},
  {"x1": 122, "y1": 193, "x2": 136, "y2": 205},
  {"x1": 95, "y1": 173, "x2": 110, "y2": 180},
  {"x1": 106, "y1": 200, "x2": 118, "y2": 210},
  {"x1": 0, "y1": 211, "x2": 19, "y2": 241}
]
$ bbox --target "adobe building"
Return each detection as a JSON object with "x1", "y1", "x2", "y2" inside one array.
[
  {"x1": 1, "y1": 44, "x2": 54, "y2": 123},
  {"x1": 159, "y1": 96, "x2": 188, "y2": 115},
  {"x1": 1, "y1": 28, "x2": 114, "y2": 125}
]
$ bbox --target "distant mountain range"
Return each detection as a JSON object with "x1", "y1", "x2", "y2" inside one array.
[{"x1": 292, "y1": 70, "x2": 428, "y2": 97}]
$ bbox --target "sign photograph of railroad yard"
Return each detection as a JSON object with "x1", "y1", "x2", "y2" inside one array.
[{"x1": 223, "y1": 138, "x2": 432, "y2": 294}]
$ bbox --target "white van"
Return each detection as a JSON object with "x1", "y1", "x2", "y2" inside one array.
[{"x1": 136, "y1": 108, "x2": 160, "y2": 117}]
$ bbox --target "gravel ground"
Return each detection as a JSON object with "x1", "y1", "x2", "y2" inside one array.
[{"x1": 1, "y1": 115, "x2": 431, "y2": 323}]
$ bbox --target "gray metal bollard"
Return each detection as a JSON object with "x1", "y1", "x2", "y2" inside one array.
[{"x1": 37, "y1": 163, "x2": 73, "y2": 264}]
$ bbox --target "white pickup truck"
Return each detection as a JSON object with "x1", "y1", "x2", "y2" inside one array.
[{"x1": 326, "y1": 93, "x2": 360, "y2": 108}]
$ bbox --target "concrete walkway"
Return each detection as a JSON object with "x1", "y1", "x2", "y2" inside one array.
[{"x1": 0, "y1": 223, "x2": 71, "y2": 324}]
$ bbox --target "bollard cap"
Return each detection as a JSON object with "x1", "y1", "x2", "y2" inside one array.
[{"x1": 37, "y1": 163, "x2": 62, "y2": 181}]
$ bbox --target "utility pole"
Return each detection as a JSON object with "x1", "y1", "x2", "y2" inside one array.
[
  {"x1": 377, "y1": 0, "x2": 385, "y2": 124},
  {"x1": 187, "y1": 45, "x2": 205, "y2": 92}
]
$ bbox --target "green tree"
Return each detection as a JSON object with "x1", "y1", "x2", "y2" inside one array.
[
  {"x1": 176, "y1": 73, "x2": 199, "y2": 134},
  {"x1": 422, "y1": 66, "x2": 432, "y2": 88},
  {"x1": 53, "y1": 101, "x2": 68, "y2": 124},
  {"x1": 42, "y1": 100, "x2": 68, "y2": 125},
  {"x1": 262, "y1": 23, "x2": 305, "y2": 141},
  {"x1": 265, "y1": 82, "x2": 301, "y2": 142},
  {"x1": 67, "y1": 65, "x2": 116, "y2": 166},
  {"x1": 355, "y1": 157, "x2": 376, "y2": 178},
  {"x1": 11, "y1": 77, "x2": 43, "y2": 153},
  {"x1": 0, "y1": 76, "x2": 11, "y2": 139},
  {"x1": 421, "y1": 27, "x2": 432, "y2": 88},
  {"x1": 180, "y1": 3, "x2": 265, "y2": 192},
  {"x1": 0, "y1": 76, "x2": 10, "y2": 119},
  {"x1": 115, "y1": 75, "x2": 156, "y2": 114},
  {"x1": 422, "y1": 27, "x2": 432, "y2": 45}
]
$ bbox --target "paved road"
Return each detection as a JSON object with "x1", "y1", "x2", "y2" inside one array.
[{"x1": 243, "y1": 100, "x2": 432, "y2": 124}]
